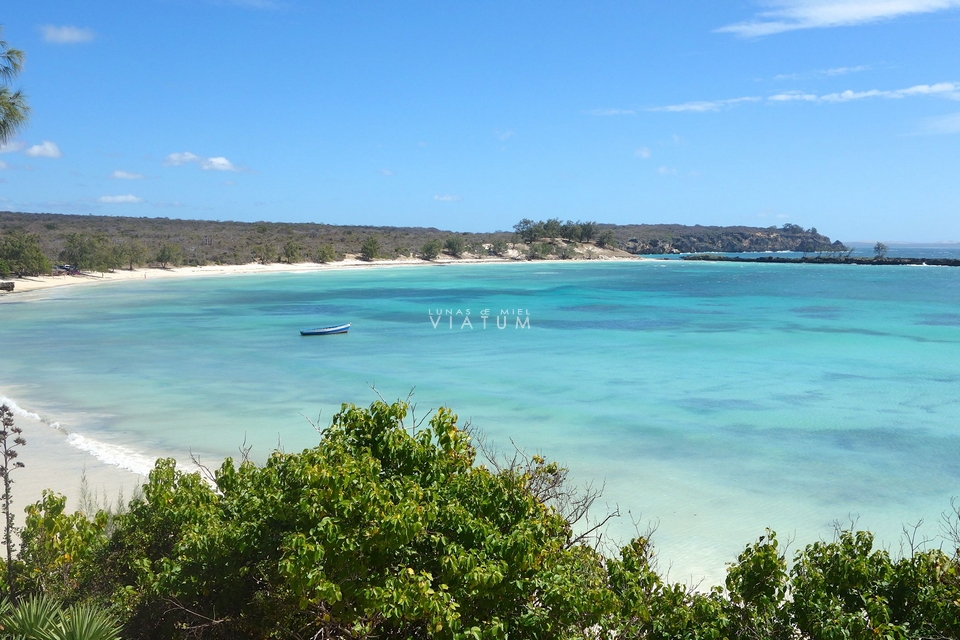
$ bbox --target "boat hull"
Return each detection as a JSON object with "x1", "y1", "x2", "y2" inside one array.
[{"x1": 300, "y1": 323, "x2": 350, "y2": 336}]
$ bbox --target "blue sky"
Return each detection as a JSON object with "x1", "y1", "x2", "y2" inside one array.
[{"x1": 1, "y1": 1, "x2": 959, "y2": 242}]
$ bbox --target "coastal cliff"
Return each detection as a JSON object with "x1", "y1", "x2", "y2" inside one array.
[{"x1": 607, "y1": 223, "x2": 844, "y2": 255}]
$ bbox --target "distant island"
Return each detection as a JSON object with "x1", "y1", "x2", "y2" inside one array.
[{"x1": 0, "y1": 211, "x2": 843, "y2": 276}]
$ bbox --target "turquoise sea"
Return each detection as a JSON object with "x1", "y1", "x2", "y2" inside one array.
[{"x1": 2, "y1": 260, "x2": 960, "y2": 582}]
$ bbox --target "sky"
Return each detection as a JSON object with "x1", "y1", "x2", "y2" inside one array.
[{"x1": 1, "y1": 1, "x2": 959, "y2": 242}]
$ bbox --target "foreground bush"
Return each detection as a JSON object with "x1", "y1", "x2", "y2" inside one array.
[{"x1": 4, "y1": 400, "x2": 960, "y2": 639}]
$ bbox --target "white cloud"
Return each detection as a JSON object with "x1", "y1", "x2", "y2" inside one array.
[
  {"x1": 0, "y1": 161, "x2": 7, "y2": 170},
  {"x1": 98, "y1": 194, "x2": 143, "y2": 204},
  {"x1": 588, "y1": 108, "x2": 637, "y2": 116},
  {"x1": 718, "y1": 0, "x2": 960, "y2": 37},
  {"x1": 40, "y1": 25, "x2": 95, "y2": 44},
  {"x1": 378, "y1": 168, "x2": 395, "y2": 176},
  {"x1": 820, "y1": 82, "x2": 960, "y2": 101},
  {"x1": 775, "y1": 65, "x2": 871, "y2": 80},
  {"x1": 434, "y1": 194, "x2": 462, "y2": 202},
  {"x1": 649, "y1": 96, "x2": 762, "y2": 113},
  {"x1": 922, "y1": 112, "x2": 960, "y2": 134},
  {"x1": 495, "y1": 129, "x2": 515, "y2": 141},
  {"x1": 769, "y1": 91, "x2": 820, "y2": 102},
  {"x1": 657, "y1": 166, "x2": 678, "y2": 175},
  {"x1": 164, "y1": 151, "x2": 201, "y2": 166},
  {"x1": 110, "y1": 170, "x2": 144, "y2": 180},
  {"x1": 635, "y1": 147, "x2": 651, "y2": 159},
  {"x1": 201, "y1": 156, "x2": 238, "y2": 171},
  {"x1": 165, "y1": 151, "x2": 240, "y2": 171},
  {"x1": 0, "y1": 142, "x2": 25, "y2": 154},
  {"x1": 651, "y1": 82, "x2": 960, "y2": 113},
  {"x1": 25, "y1": 141, "x2": 62, "y2": 158}
]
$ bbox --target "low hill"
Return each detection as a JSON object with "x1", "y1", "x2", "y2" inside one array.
[
  {"x1": 0, "y1": 211, "x2": 843, "y2": 268},
  {"x1": 605, "y1": 222, "x2": 843, "y2": 254}
]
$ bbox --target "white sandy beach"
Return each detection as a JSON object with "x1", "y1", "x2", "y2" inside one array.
[
  {"x1": 1, "y1": 251, "x2": 640, "y2": 297},
  {"x1": 1, "y1": 253, "x2": 641, "y2": 519}
]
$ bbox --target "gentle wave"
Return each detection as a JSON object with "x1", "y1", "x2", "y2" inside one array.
[
  {"x1": 2, "y1": 394, "x2": 154, "y2": 477},
  {"x1": 0, "y1": 395, "x2": 62, "y2": 431},
  {"x1": 65, "y1": 433, "x2": 155, "y2": 477}
]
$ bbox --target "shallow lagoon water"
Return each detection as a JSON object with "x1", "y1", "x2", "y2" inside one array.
[{"x1": 2, "y1": 260, "x2": 960, "y2": 582}]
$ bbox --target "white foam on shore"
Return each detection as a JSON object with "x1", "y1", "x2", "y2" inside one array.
[
  {"x1": 0, "y1": 395, "x2": 62, "y2": 431},
  {"x1": 65, "y1": 433, "x2": 154, "y2": 477},
  {"x1": 2, "y1": 393, "x2": 153, "y2": 477}
]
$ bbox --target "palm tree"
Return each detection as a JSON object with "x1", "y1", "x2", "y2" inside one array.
[{"x1": 1, "y1": 26, "x2": 29, "y2": 145}]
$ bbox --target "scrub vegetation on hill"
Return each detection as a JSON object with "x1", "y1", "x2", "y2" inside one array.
[
  {"x1": 0, "y1": 211, "x2": 842, "y2": 277},
  {"x1": 1, "y1": 400, "x2": 959, "y2": 640}
]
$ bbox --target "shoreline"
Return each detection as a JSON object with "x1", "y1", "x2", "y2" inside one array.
[
  {"x1": 1, "y1": 254, "x2": 643, "y2": 297},
  {"x1": 0, "y1": 390, "x2": 145, "y2": 525}
]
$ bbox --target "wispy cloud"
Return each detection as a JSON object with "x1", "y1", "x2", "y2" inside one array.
[
  {"x1": 434, "y1": 194, "x2": 462, "y2": 202},
  {"x1": 110, "y1": 170, "x2": 144, "y2": 180},
  {"x1": 165, "y1": 151, "x2": 241, "y2": 171},
  {"x1": 588, "y1": 108, "x2": 637, "y2": 116},
  {"x1": 635, "y1": 147, "x2": 652, "y2": 159},
  {"x1": 378, "y1": 168, "x2": 395, "y2": 177},
  {"x1": 0, "y1": 161, "x2": 7, "y2": 170},
  {"x1": 922, "y1": 112, "x2": 960, "y2": 134},
  {"x1": 98, "y1": 194, "x2": 143, "y2": 204},
  {"x1": 25, "y1": 141, "x2": 62, "y2": 158},
  {"x1": 774, "y1": 65, "x2": 871, "y2": 80},
  {"x1": 0, "y1": 142, "x2": 24, "y2": 154},
  {"x1": 657, "y1": 166, "x2": 678, "y2": 176},
  {"x1": 774, "y1": 82, "x2": 960, "y2": 102},
  {"x1": 40, "y1": 25, "x2": 95, "y2": 44},
  {"x1": 649, "y1": 97, "x2": 762, "y2": 113},
  {"x1": 651, "y1": 82, "x2": 960, "y2": 112},
  {"x1": 718, "y1": 0, "x2": 960, "y2": 37}
]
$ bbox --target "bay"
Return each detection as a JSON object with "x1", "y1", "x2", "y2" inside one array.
[{"x1": 2, "y1": 260, "x2": 959, "y2": 582}]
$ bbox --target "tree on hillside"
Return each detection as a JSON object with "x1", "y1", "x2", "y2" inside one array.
[
  {"x1": 579, "y1": 221, "x2": 598, "y2": 242},
  {"x1": 282, "y1": 239, "x2": 302, "y2": 264},
  {"x1": 122, "y1": 238, "x2": 147, "y2": 270},
  {"x1": 360, "y1": 236, "x2": 381, "y2": 261},
  {"x1": 443, "y1": 235, "x2": 465, "y2": 258},
  {"x1": 489, "y1": 238, "x2": 508, "y2": 256},
  {"x1": 0, "y1": 27, "x2": 29, "y2": 145},
  {"x1": 596, "y1": 229, "x2": 617, "y2": 249},
  {"x1": 420, "y1": 238, "x2": 442, "y2": 261},
  {"x1": 0, "y1": 231, "x2": 50, "y2": 276},
  {"x1": 316, "y1": 243, "x2": 338, "y2": 263},
  {"x1": 59, "y1": 232, "x2": 100, "y2": 270},
  {"x1": 156, "y1": 242, "x2": 183, "y2": 268}
]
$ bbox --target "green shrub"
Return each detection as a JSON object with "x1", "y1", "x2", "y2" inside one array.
[
  {"x1": 443, "y1": 235, "x2": 466, "y2": 258},
  {"x1": 360, "y1": 236, "x2": 380, "y2": 261},
  {"x1": 316, "y1": 243, "x2": 339, "y2": 263},
  {"x1": 420, "y1": 238, "x2": 443, "y2": 261}
]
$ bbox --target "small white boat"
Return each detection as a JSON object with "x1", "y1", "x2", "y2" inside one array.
[{"x1": 300, "y1": 323, "x2": 350, "y2": 336}]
